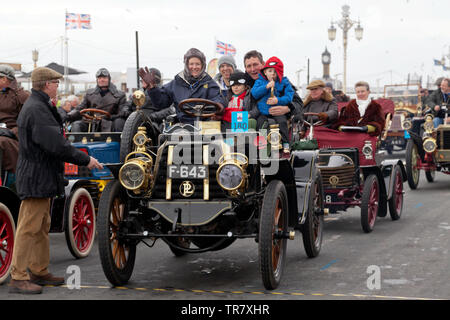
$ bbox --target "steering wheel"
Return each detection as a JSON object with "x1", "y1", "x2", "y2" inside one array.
[
  {"x1": 80, "y1": 108, "x2": 111, "y2": 121},
  {"x1": 303, "y1": 112, "x2": 324, "y2": 127},
  {"x1": 178, "y1": 98, "x2": 224, "y2": 118}
]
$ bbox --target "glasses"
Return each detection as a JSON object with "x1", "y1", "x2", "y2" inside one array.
[
  {"x1": 229, "y1": 79, "x2": 246, "y2": 86},
  {"x1": 48, "y1": 80, "x2": 59, "y2": 85},
  {"x1": 96, "y1": 69, "x2": 109, "y2": 77}
]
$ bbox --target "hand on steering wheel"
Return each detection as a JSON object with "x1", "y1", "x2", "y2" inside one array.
[
  {"x1": 80, "y1": 108, "x2": 112, "y2": 121},
  {"x1": 178, "y1": 98, "x2": 224, "y2": 118},
  {"x1": 303, "y1": 112, "x2": 324, "y2": 127}
]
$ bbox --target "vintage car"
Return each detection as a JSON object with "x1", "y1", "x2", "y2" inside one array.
[
  {"x1": 404, "y1": 104, "x2": 450, "y2": 189},
  {"x1": 381, "y1": 84, "x2": 423, "y2": 153},
  {"x1": 299, "y1": 112, "x2": 406, "y2": 233},
  {"x1": 97, "y1": 94, "x2": 325, "y2": 290}
]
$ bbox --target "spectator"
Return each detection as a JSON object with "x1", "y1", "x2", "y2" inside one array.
[
  {"x1": 9, "y1": 67, "x2": 103, "y2": 294},
  {"x1": 0, "y1": 64, "x2": 29, "y2": 173}
]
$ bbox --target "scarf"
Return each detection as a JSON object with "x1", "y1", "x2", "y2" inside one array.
[{"x1": 356, "y1": 99, "x2": 371, "y2": 119}]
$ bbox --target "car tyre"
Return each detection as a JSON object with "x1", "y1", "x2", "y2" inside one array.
[
  {"x1": 65, "y1": 188, "x2": 96, "y2": 259},
  {"x1": 98, "y1": 180, "x2": 136, "y2": 286},
  {"x1": 388, "y1": 165, "x2": 404, "y2": 221},
  {"x1": 0, "y1": 203, "x2": 15, "y2": 284},
  {"x1": 259, "y1": 180, "x2": 288, "y2": 290},
  {"x1": 361, "y1": 174, "x2": 379, "y2": 233},
  {"x1": 405, "y1": 140, "x2": 420, "y2": 189},
  {"x1": 301, "y1": 174, "x2": 324, "y2": 258}
]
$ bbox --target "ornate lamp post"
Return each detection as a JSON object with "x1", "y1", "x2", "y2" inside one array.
[
  {"x1": 328, "y1": 5, "x2": 363, "y2": 93},
  {"x1": 32, "y1": 49, "x2": 39, "y2": 69}
]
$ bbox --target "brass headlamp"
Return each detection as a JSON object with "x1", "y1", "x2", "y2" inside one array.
[
  {"x1": 216, "y1": 153, "x2": 248, "y2": 193},
  {"x1": 423, "y1": 137, "x2": 437, "y2": 153}
]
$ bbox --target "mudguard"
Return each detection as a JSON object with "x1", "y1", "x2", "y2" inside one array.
[
  {"x1": 381, "y1": 159, "x2": 407, "y2": 201},
  {"x1": 0, "y1": 186, "x2": 21, "y2": 224},
  {"x1": 290, "y1": 150, "x2": 321, "y2": 226}
]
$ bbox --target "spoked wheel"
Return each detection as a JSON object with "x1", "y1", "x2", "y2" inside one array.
[
  {"x1": 0, "y1": 203, "x2": 15, "y2": 284},
  {"x1": 259, "y1": 180, "x2": 288, "y2": 290},
  {"x1": 65, "y1": 188, "x2": 96, "y2": 259},
  {"x1": 361, "y1": 174, "x2": 380, "y2": 233},
  {"x1": 425, "y1": 169, "x2": 435, "y2": 183},
  {"x1": 301, "y1": 174, "x2": 324, "y2": 258},
  {"x1": 405, "y1": 140, "x2": 420, "y2": 189},
  {"x1": 388, "y1": 165, "x2": 404, "y2": 221},
  {"x1": 98, "y1": 180, "x2": 136, "y2": 286}
]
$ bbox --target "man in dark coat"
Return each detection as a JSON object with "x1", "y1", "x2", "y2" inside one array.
[
  {"x1": 66, "y1": 68, "x2": 128, "y2": 132},
  {"x1": 332, "y1": 81, "x2": 385, "y2": 136},
  {"x1": 0, "y1": 64, "x2": 29, "y2": 173},
  {"x1": 426, "y1": 78, "x2": 450, "y2": 127},
  {"x1": 9, "y1": 67, "x2": 103, "y2": 295}
]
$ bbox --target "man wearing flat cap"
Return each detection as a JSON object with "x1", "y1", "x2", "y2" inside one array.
[
  {"x1": 0, "y1": 64, "x2": 29, "y2": 174},
  {"x1": 9, "y1": 67, "x2": 103, "y2": 294},
  {"x1": 300, "y1": 80, "x2": 338, "y2": 136}
]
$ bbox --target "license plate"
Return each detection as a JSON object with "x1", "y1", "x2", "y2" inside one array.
[
  {"x1": 167, "y1": 165, "x2": 207, "y2": 179},
  {"x1": 65, "y1": 163, "x2": 78, "y2": 175}
]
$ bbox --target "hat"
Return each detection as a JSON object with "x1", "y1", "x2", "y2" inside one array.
[
  {"x1": 261, "y1": 56, "x2": 284, "y2": 82},
  {"x1": 325, "y1": 82, "x2": 333, "y2": 89},
  {"x1": 218, "y1": 55, "x2": 237, "y2": 71},
  {"x1": 228, "y1": 71, "x2": 248, "y2": 87},
  {"x1": 96, "y1": 68, "x2": 111, "y2": 78},
  {"x1": 31, "y1": 67, "x2": 63, "y2": 82},
  {"x1": 307, "y1": 80, "x2": 325, "y2": 90},
  {"x1": 0, "y1": 64, "x2": 16, "y2": 80},
  {"x1": 183, "y1": 48, "x2": 207, "y2": 76}
]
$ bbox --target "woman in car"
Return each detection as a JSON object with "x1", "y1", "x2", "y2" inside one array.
[{"x1": 139, "y1": 48, "x2": 226, "y2": 124}]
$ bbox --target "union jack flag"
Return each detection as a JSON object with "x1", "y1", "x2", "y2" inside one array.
[
  {"x1": 216, "y1": 40, "x2": 236, "y2": 56},
  {"x1": 66, "y1": 13, "x2": 92, "y2": 30}
]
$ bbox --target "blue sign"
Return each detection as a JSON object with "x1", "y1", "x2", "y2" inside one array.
[
  {"x1": 231, "y1": 111, "x2": 248, "y2": 133},
  {"x1": 404, "y1": 130, "x2": 410, "y2": 139}
]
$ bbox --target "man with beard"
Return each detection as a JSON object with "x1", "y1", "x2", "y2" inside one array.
[{"x1": 66, "y1": 68, "x2": 128, "y2": 132}]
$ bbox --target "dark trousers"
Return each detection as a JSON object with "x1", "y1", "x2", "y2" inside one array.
[{"x1": 256, "y1": 114, "x2": 289, "y2": 144}]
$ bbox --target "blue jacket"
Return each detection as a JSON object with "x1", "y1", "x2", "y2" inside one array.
[
  {"x1": 251, "y1": 74, "x2": 295, "y2": 115},
  {"x1": 148, "y1": 71, "x2": 226, "y2": 124}
]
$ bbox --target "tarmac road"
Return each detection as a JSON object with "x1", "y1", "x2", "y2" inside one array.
[{"x1": 1, "y1": 156, "x2": 449, "y2": 303}]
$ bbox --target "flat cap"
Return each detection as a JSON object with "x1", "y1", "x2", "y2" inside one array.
[
  {"x1": 31, "y1": 67, "x2": 63, "y2": 82},
  {"x1": 0, "y1": 64, "x2": 16, "y2": 80},
  {"x1": 307, "y1": 80, "x2": 325, "y2": 90}
]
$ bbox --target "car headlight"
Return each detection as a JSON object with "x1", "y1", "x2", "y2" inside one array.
[
  {"x1": 423, "y1": 138, "x2": 436, "y2": 153},
  {"x1": 423, "y1": 120, "x2": 434, "y2": 133},
  {"x1": 362, "y1": 141, "x2": 373, "y2": 159},
  {"x1": 119, "y1": 161, "x2": 145, "y2": 190},
  {"x1": 217, "y1": 164, "x2": 244, "y2": 191},
  {"x1": 402, "y1": 119, "x2": 412, "y2": 130}
]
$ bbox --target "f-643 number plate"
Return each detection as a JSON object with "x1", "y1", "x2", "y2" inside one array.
[{"x1": 167, "y1": 165, "x2": 207, "y2": 179}]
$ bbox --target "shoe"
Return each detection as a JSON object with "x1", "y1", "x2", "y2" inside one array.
[
  {"x1": 30, "y1": 273, "x2": 65, "y2": 286},
  {"x1": 9, "y1": 279, "x2": 43, "y2": 294}
]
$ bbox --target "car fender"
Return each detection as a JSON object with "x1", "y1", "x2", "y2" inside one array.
[
  {"x1": 0, "y1": 186, "x2": 21, "y2": 224},
  {"x1": 290, "y1": 150, "x2": 322, "y2": 226},
  {"x1": 381, "y1": 159, "x2": 407, "y2": 201}
]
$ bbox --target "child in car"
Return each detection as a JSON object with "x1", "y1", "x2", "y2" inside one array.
[
  {"x1": 251, "y1": 56, "x2": 294, "y2": 154},
  {"x1": 221, "y1": 71, "x2": 251, "y2": 131}
]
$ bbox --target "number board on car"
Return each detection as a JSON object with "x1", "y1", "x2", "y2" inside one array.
[{"x1": 167, "y1": 165, "x2": 207, "y2": 179}]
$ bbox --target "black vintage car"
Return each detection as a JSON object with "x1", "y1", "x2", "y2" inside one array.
[
  {"x1": 404, "y1": 104, "x2": 450, "y2": 189},
  {"x1": 97, "y1": 95, "x2": 325, "y2": 290}
]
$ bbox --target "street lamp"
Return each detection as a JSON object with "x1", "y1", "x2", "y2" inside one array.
[
  {"x1": 32, "y1": 49, "x2": 39, "y2": 69},
  {"x1": 327, "y1": 5, "x2": 363, "y2": 93}
]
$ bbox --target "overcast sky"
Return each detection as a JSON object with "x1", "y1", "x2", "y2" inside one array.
[{"x1": 3, "y1": 0, "x2": 449, "y2": 92}]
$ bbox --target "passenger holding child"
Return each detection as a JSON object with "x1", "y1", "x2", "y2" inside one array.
[{"x1": 251, "y1": 57, "x2": 294, "y2": 153}]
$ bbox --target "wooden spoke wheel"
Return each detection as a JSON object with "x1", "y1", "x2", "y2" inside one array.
[
  {"x1": 361, "y1": 174, "x2": 380, "y2": 233},
  {"x1": 259, "y1": 180, "x2": 288, "y2": 290},
  {"x1": 388, "y1": 165, "x2": 404, "y2": 221},
  {"x1": 98, "y1": 180, "x2": 136, "y2": 286},
  {"x1": 0, "y1": 203, "x2": 15, "y2": 284},
  {"x1": 65, "y1": 188, "x2": 96, "y2": 259},
  {"x1": 405, "y1": 140, "x2": 420, "y2": 189}
]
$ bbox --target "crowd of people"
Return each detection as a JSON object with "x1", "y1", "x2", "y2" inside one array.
[{"x1": 0, "y1": 49, "x2": 449, "y2": 294}]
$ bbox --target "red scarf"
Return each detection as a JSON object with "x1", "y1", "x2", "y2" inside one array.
[{"x1": 223, "y1": 90, "x2": 246, "y2": 123}]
